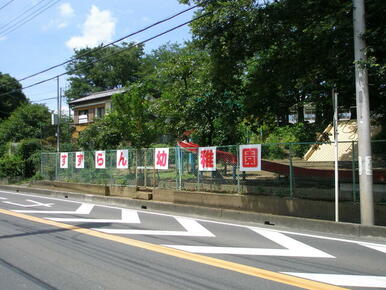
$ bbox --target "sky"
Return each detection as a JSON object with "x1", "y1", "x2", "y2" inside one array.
[{"x1": 0, "y1": 0, "x2": 197, "y2": 112}]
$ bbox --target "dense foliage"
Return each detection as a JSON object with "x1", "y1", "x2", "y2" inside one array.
[
  {"x1": 0, "y1": 72, "x2": 27, "y2": 120},
  {"x1": 0, "y1": 102, "x2": 73, "y2": 179},
  {"x1": 65, "y1": 42, "x2": 144, "y2": 101},
  {"x1": 180, "y1": 0, "x2": 385, "y2": 132},
  {"x1": 67, "y1": 0, "x2": 385, "y2": 150}
]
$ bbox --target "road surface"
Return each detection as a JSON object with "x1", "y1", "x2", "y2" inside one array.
[{"x1": 0, "y1": 189, "x2": 385, "y2": 289}]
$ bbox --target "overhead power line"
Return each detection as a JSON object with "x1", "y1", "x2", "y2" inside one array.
[
  {"x1": 0, "y1": 0, "x2": 61, "y2": 36},
  {"x1": 0, "y1": 1, "x2": 212, "y2": 98},
  {"x1": 30, "y1": 96, "x2": 57, "y2": 103},
  {"x1": 0, "y1": 0, "x2": 47, "y2": 31},
  {"x1": 0, "y1": 0, "x2": 16, "y2": 11},
  {"x1": 21, "y1": 12, "x2": 210, "y2": 91},
  {"x1": 17, "y1": 1, "x2": 204, "y2": 82}
]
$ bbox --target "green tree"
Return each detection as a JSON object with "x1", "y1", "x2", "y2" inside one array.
[
  {"x1": 146, "y1": 43, "x2": 210, "y2": 140},
  {"x1": 0, "y1": 103, "x2": 52, "y2": 154},
  {"x1": 0, "y1": 72, "x2": 27, "y2": 119},
  {"x1": 16, "y1": 138, "x2": 42, "y2": 178},
  {"x1": 365, "y1": 0, "x2": 386, "y2": 126},
  {"x1": 145, "y1": 43, "x2": 245, "y2": 145},
  {"x1": 181, "y1": 0, "x2": 385, "y2": 134},
  {"x1": 77, "y1": 117, "x2": 122, "y2": 150},
  {"x1": 65, "y1": 42, "x2": 144, "y2": 101},
  {"x1": 111, "y1": 83, "x2": 157, "y2": 148}
]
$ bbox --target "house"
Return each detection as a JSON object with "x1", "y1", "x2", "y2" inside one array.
[{"x1": 68, "y1": 88, "x2": 127, "y2": 139}]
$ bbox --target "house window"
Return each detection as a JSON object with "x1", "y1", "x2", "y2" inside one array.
[
  {"x1": 304, "y1": 106, "x2": 316, "y2": 123},
  {"x1": 95, "y1": 107, "x2": 105, "y2": 118},
  {"x1": 78, "y1": 109, "x2": 88, "y2": 124}
]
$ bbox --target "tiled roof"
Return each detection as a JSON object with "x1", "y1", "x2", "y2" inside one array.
[{"x1": 68, "y1": 88, "x2": 127, "y2": 105}]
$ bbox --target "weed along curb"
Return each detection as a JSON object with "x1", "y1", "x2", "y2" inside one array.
[{"x1": 0, "y1": 182, "x2": 385, "y2": 239}]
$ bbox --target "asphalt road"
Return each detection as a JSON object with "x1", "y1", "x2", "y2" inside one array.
[{"x1": 0, "y1": 189, "x2": 386, "y2": 289}]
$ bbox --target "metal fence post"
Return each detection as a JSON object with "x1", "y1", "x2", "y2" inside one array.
[
  {"x1": 289, "y1": 143, "x2": 294, "y2": 198},
  {"x1": 143, "y1": 149, "x2": 147, "y2": 188},
  {"x1": 40, "y1": 152, "x2": 43, "y2": 178},
  {"x1": 153, "y1": 148, "x2": 156, "y2": 188},
  {"x1": 110, "y1": 151, "x2": 113, "y2": 186},
  {"x1": 55, "y1": 152, "x2": 58, "y2": 181},
  {"x1": 175, "y1": 147, "x2": 180, "y2": 190},
  {"x1": 135, "y1": 149, "x2": 138, "y2": 188},
  {"x1": 179, "y1": 148, "x2": 183, "y2": 190},
  {"x1": 70, "y1": 152, "x2": 73, "y2": 182},
  {"x1": 236, "y1": 146, "x2": 241, "y2": 194}
]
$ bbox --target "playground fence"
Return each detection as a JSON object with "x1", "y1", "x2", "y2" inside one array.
[{"x1": 40, "y1": 140, "x2": 386, "y2": 203}]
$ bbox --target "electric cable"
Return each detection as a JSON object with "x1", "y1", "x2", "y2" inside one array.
[
  {"x1": 0, "y1": 0, "x2": 48, "y2": 32},
  {"x1": 30, "y1": 96, "x2": 57, "y2": 103},
  {"x1": 0, "y1": 0, "x2": 61, "y2": 37},
  {"x1": 18, "y1": 1, "x2": 207, "y2": 82},
  {"x1": 21, "y1": 12, "x2": 210, "y2": 91},
  {"x1": 0, "y1": 2, "x2": 212, "y2": 98},
  {"x1": 0, "y1": 0, "x2": 16, "y2": 11}
]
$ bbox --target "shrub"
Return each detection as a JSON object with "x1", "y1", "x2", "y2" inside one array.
[
  {"x1": 0, "y1": 154, "x2": 24, "y2": 178},
  {"x1": 16, "y1": 138, "x2": 41, "y2": 178},
  {"x1": 264, "y1": 123, "x2": 315, "y2": 159}
]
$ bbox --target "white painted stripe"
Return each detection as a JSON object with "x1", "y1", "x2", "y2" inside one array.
[
  {"x1": 163, "y1": 245, "x2": 333, "y2": 257},
  {"x1": 164, "y1": 229, "x2": 333, "y2": 258},
  {"x1": 0, "y1": 190, "x2": 85, "y2": 204},
  {"x1": 3, "y1": 199, "x2": 53, "y2": 208},
  {"x1": 0, "y1": 197, "x2": 7, "y2": 200},
  {"x1": 283, "y1": 273, "x2": 386, "y2": 288},
  {"x1": 47, "y1": 209, "x2": 140, "y2": 224},
  {"x1": 95, "y1": 217, "x2": 215, "y2": 237},
  {"x1": 252, "y1": 229, "x2": 334, "y2": 258},
  {"x1": 361, "y1": 243, "x2": 386, "y2": 254},
  {"x1": 2, "y1": 190, "x2": 386, "y2": 253},
  {"x1": 14, "y1": 203, "x2": 94, "y2": 215}
]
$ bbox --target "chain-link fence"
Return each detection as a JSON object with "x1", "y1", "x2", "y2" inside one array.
[{"x1": 40, "y1": 140, "x2": 386, "y2": 203}]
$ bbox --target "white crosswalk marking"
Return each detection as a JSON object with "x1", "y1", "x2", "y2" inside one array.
[
  {"x1": 14, "y1": 203, "x2": 94, "y2": 215},
  {"x1": 47, "y1": 209, "x2": 140, "y2": 224},
  {"x1": 283, "y1": 273, "x2": 386, "y2": 288},
  {"x1": 164, "y1": 229, "x2": 334, "y2": 258},
  {"x1": 95, "y1": 217, "x2": 215, "y2": 237}
]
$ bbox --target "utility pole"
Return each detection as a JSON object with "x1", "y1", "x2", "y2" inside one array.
[
  {"x1": 353, "y1": 0, "x2": 374, "y2": 225},
  {"x1": 56, "y1": 76, "x2": 60, "y2": 152}
]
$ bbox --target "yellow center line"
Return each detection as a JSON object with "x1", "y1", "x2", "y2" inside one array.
[{"x1": 0, "y1": 208, "x2": 347, "y2": 290}]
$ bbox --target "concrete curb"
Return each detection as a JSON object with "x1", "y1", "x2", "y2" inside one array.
[{"x1": 1, "y1": 184, "x2": 385, "y2": 239}]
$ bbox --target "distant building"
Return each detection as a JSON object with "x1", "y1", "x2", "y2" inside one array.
[
  {"x1": 68, "y1": 88, "x2": 127, "y2": 139},
  {"x1": 289, "y1": 103, "x2": 355, "y2": 124}
]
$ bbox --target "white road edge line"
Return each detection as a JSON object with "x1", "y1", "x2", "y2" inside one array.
[
  {"x1": 14, "y1": 203, "x2": 94, "y2": 215},
  {"x1": 47, "y1": 208, "x2": 140, "y2": 224},
  {"x1": 282, "y1": 273, "x2": 386, "y2": 288},
  {"x1": 3, "y1": 199, "x2": 54, "y2": 208}
]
